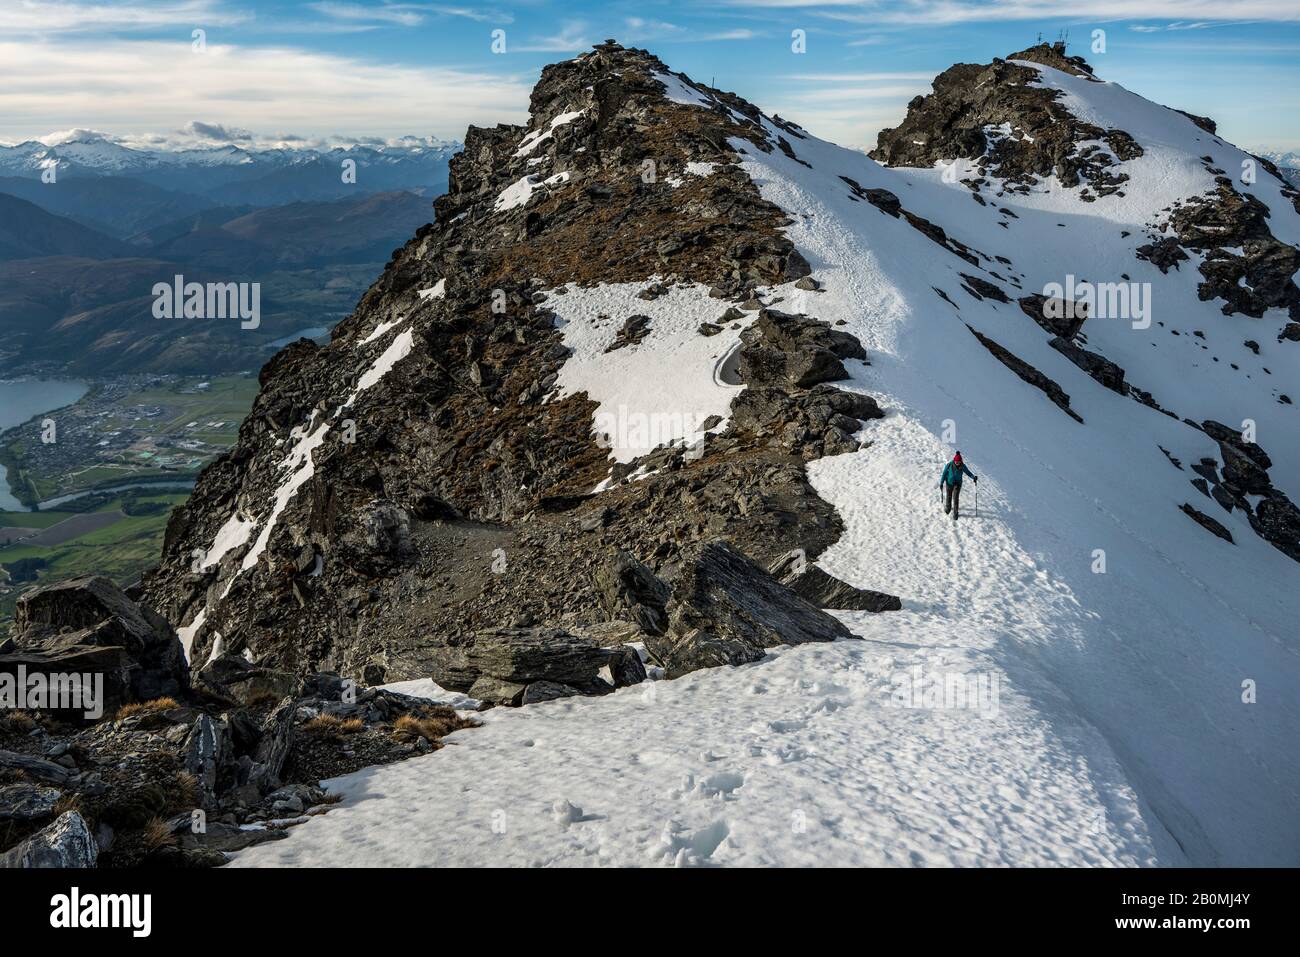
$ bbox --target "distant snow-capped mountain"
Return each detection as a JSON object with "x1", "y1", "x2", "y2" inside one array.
[
  {"x1": 1258, "y1": 149, "x2": 1300, "y2": 187},
  {"x1": 0, "y1": 128, "x2": 461, "y2": 178}
]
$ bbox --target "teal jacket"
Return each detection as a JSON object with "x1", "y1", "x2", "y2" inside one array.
[{"x1": 940, "y1": 461, "x2": 976, "y2": 487}]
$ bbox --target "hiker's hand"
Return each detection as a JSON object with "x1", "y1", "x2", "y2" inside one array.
[{"x1": 973, "y1": 476, "x2": 979, "y2": 483}]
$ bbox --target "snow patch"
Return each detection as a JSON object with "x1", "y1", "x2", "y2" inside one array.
[
  {"x1": 543, "y1": 281, "x2": 750, "y2": 463},
  {"x1": 514, "y1": 110, "x2": 584, "y2": 158}
]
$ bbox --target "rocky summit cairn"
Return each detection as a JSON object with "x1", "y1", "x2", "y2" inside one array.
[{"x1": 139, "y1": 41, "x2": 898, "y2": 695}]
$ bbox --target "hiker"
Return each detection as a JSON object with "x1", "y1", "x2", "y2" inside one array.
[{"x1": 939, "y1": 451, "x2": 978, "y2": 521}]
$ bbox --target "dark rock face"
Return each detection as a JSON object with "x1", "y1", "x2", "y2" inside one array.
[
  {"x1": 960, "y1": 274, "x2": 1011, "y2": 303},
  {"x1": 769, "y1": 552, "x2": 902, "y2": 612},
  {"x1": 967, "y1": 325, "x2": 1083, "y2": 423},
  {"x1": 872, "y1": 45, "x2": 1141, "y2": 201},
  {"x1": 646, "y1": 540, "x2": 854, "y2": 679},
  {"x1": 1154, "y1": 180, "x2": 1300, "y2": 322},
  {"x1": 138, "y1": 42, "x2": 891, "y2": 686},
  {"x1": 1018, "y1": 294, "x2": 1088, "y2": 339},
  {"x1": 2, "y1": 577, "x2": 186, "y2": 718},
  {"x1": 1195, "y1": 421, "x2": 1300, "y2": 561},
  {"x1": 1181, "y1": 503, "x2": 1234, "y2": 544},
  {"x1": 1049, "y1": 337, "x2": 1128, "y2": 394}
]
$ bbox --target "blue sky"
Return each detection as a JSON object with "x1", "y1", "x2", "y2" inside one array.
[{"x1": 2, "y1": 0, "x2": 1299, "y2": 152}]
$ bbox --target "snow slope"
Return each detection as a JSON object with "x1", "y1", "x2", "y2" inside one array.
[{"x1": 233, "y1": 63, "x2": 1299, "y2": 867}]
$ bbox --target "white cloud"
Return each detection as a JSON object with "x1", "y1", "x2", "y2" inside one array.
[
  {"x1": 0, "y1": 0, "x2": 250, "y2": 32},
  {"x1": 309, "y1": 2, "x2": 424, "y2": 27},
  {"x1": 511, "y1": 20, "x2": 591, "y2": 53},
  {"x1": 733, "y1": 0, "x2": 1300, "y2": 25},
  {"x1": 0, "y1": 38, "x2": 531, "y2": 142}
]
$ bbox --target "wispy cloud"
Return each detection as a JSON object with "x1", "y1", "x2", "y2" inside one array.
[
  {"x1": 0, "y1": 38, "x2": 531, "y2": 141},
  {"x1": 622, "y1": 18, "x2": 759, "y2": 43},
  {"x1": 1129, "y1": 20, "x2": 1253, "y2": 32},
  {"x1": 0, "y1": 0, "x2": 250, "y2": 32},
  {"x1": 729, "y1": 0, "x2": 1300, "y2": 26},
  {"x1": 309, "y1": 2, "x2": 424, "y2": 27},
  {"x1": 510, "y1": 20, "x2": 591, "y2": 53},
  {"x1": 308, "y1": 2, "x2": 510, "y2": 28}
]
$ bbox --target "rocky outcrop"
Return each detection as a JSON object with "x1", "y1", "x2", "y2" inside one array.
[
  {"x1": 646, "y1": 540, "x2": 853, "y2": 679},
  {"x1": 769, "y1": 551, "x2": 902, "y2": 612},
  {"x1": 0, "y1": 578, "x2": 476, "y2": 868},
  {"x1": 872, "y1": 44, "x2": 1141, "y2": 200},
  {"x1": 1133, "y1": 179, "x2": 1300, "y2": 325},
  {"x1": 1195, "y1": 421, "x2": 1300, "y2": 561},
  {"x1": 1018, "y1": 293, "x2": 1087, "y2": 339},
  {"x1": 1181, "y1": 503, "x2": 1234, "y2": 544},
  {"x1": 737, "y1": 308, "x2": 866, "y2": 389},
  {"x1": 139, "y1": 43, "x2": 890, "y2": 686},
  {"x1": 1049, "y1": 337, "x2": 1128, "y2": 394},
  {"x1": 1, "y1": 576, "x2": 187, "y2": 720},
  {"x1": 967, "y1": 325, "x2": 1083, "y2": 423}
]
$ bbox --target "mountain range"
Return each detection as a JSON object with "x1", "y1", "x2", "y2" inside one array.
[{"x1": 0, "y1": 131, "x2": 462, "y2": 373}]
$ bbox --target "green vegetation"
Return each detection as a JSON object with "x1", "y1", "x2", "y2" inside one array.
[
  {"x1": 0, "y1": 490, "x2": 189, "y2": 637},
  {"x1": 0, "y1": 509, "x2": 74, "y2": 529}
]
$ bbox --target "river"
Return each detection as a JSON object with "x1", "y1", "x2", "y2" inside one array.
[{"x1": 0, "y1": 379, "x2": 89, "y2": 512}]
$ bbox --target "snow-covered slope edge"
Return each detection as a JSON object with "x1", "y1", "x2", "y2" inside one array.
[{"x1": 728, "y1": 54, "x2": 1300, "y2": 866}]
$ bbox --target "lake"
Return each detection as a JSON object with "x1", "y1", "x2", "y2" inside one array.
[{"x1": 0, "y1": 378, "x2": 90, "y2": 512}]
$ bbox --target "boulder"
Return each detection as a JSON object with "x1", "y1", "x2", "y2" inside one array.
[
  {"x1": 0, "y1": 783, "x2": 62, "y2": 822},
  {"x1": 8, "y1": 576, "x2": 186, "y2": 707},
  {"x1": 197, "y1": 653, "x2": 303, "y2": 706},
  {"x1": 646, "y1": 540, "x2": 853, "y2": 679},
  {"x1": 0, "y1": 646, "x2": 133, "y2": 722},
  {"x1": 769, "y1": 553, "x2": 902, "y2": 612},
  {"x1": 0, "y1": 748, "x2": 74, "y2": 786},
  {"x1": 593, "y1": 550, "x2": 670, "y2": 634},
  {"x1": 608, "y1": 646, "x2": 648, "y2": 687},
  {"x1": 738, "y1": 308, "x2": 865, "y2": 390},
  {"x1": 468, "y1": 676, "x2": 527, "y2": 707},
  {"x1": 425, "y1": 645, "x2": 479, "y2": 693},
  {"x1": 466, "y1": 627, "x2": 613, "y2": 687},
  {"x1": 521, "y1": 680, "x2": 582, "y2": 705},
  {"x1": 0, "y1": 811, "x2": 98, "y2": 868}
]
